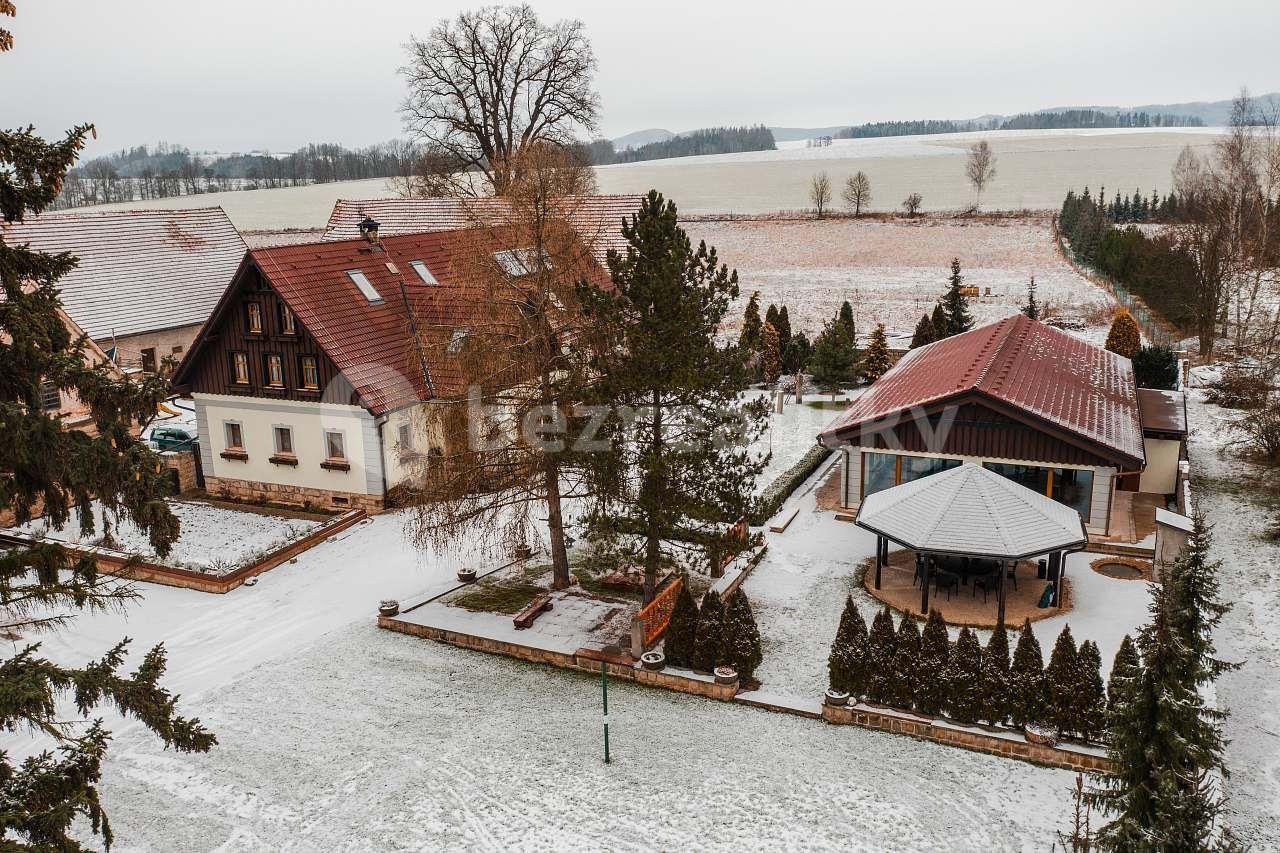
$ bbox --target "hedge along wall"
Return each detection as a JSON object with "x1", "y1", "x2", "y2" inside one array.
[{"x1": 750, "y1": 444, "x2": 834, "y2": 525}]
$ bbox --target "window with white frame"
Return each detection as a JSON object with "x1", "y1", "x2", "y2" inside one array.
[
  {"x1": 224, "y1": 421, "x2": 244, "y2": 450},
  {"x1": 324, "y1": 430, "x2": 346, "y2": 460},
  {"x1": 273, "y1": 426, "x2": 294, "y2": 456}
]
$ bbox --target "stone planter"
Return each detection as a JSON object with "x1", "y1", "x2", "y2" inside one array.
[
  {"x1": 640, "y1": 651, "x2": 665, "y2": 671},
  {"x1": 824, "y1": 689, "x2": 850, "y2": 707},
  {"x1": 456, "y1": 568, "x2": 478, "y2": 584},
  {"x1": 1024, "y1": 723, "x2": 1058, "y2": 747},
  {"x1": 378, "y1": 599, "x2": 399, "y2": 617},
  {"x1": 713, "y1": 666, "x2": 738, "y2": 686}
]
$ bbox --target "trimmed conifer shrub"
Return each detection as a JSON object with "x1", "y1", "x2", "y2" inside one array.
[
  {"x1": 888, "y1": 614, "x2": 921, "y2": 710},
  {"x1": 1045, "y1": 625, "x2": 1082, "y2": 736},
  {"x1": 1009, "y1": 619, "x2": 1046, "y2": 729},
  {"x1": 691, "y1": 590, "x2": 726, "y2": 673},
  {"x1": 723, "y1": 589, "x2": 763, "y2": 682},
  {"x1": 914, "y1": 609, "x2": 951, "y2": 716},
  {"x1": 828, "y1": 595, "x2": 869, "y2": 695},
  {"x1": 1076, "y1": 639, "x2": 1106, "y2": 743},
  {"x1": 1104, "y1": 308, "x2": 1141, "y2": 359},
  {"x1": 865, "y1": 606, "x2": 897, "y2": 703},
  {"x1": 1107, "y1": 633, "x2": 1140, "y2": 721},
  {"x1": 979, "y1": 618, "x2": 1011, "y2": 725},
  {"x1": 946, "y1": 627, "x2": 984, "y2": 724},
  {"x1": 663, "y1": 579, "x2": 699, "y2": 668}
]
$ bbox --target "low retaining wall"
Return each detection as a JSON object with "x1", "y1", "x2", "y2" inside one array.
[
  {"x1": 0, "y1": 508, "x2": 366, "y2": 594},
  {"x1": 822, "y1": 702, "x2": 1112, "y2": 773}
]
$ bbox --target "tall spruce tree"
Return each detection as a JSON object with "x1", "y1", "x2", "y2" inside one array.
[
  {"x1": 979, "y1": 618, "x2": 1012, "y2": 725},
  {"x1": 775, "y1": 305, "x2": 792, "y2": 350},
  {"x1": 663, "y1": 579, "x2": 699, "y2": 667},
  {"x1": 764, "y1": 303, "x2": 779, "y2": 338},
  {"x1": 865, "y1": 606, "x2": 897, "y2": 703},
  {"x1": 828, "y1": 595, "x2": 869, "y2": 695},
  {"x1": 946, "y1": 627, "x2": 984, "y2": 724},
  {"x1": 937, "y1": 258, "x2": 975, "y2": 337},
  {"x1": 579, "y1": 191, "x2": 768, "y2": 602},
  {"x1": 1106, "y1": 634, "x2": 1140, "y2": 720},
  {"x1": 1023, "y1": 275, "x2": 1040, "y2": 320},
  {"x1": 1045, "y1": 625, "x2": 1083, "y2": 736},
  {"x1": 929, "y1": 303, "x2": 948, "y2": 341},
  {"x1": 1076, "y1": 639, "x2": 1106, "y2": 744},
  {"x1": 761, "y1": 320, "x2": 781, "y2": 384},
  {"x1": 1167, "y1": 509, "x2": 1237, "y2": 695},
  {"x1": 723, "y1": 589, "x2": 763, "y2": 682},
  {"x1": 1009, "y1": 619, "x2": 1046, "y2": 728},
  {"x1": 888, "y1": 614, "x2": 922, "y2": 710},
  {"x1": 0, "y1": 14, "x2": 215, "y2": 848},
  {"x1": 692, "y1": 589, "x2": 727, "y2": 673},
  {"x1": 914, "y1": 609, "x2": 951, "y2": 716},
  {"x1": 739, "y1": 290, "x2": 763, "y2": 354},
  {"x1": 910, "y1": 312, "x2": 936, "y2": 349},
  {"x1": 860, "y1": 322, "x2": 892, "y2": 383},
  {"x1": 808, "y1": 312, "x2": 858, "y2": 395}
]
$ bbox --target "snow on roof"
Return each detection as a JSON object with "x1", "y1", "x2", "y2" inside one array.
[
  {"x1": 1, "y1": 207, "x2": 246, "y2": 339},
  {"x1": 820, "y1": 314, "x2": 1144, "y2": 467},
  {"x1": 1154, "y1": 508, "x2": 1194, "y2": 533},
  {"x1": 1137, "y1": 387, "x2": 1187, "y2": 436},
  {"x1": 855, "y1": 463, "x2": 1089, "y2": 559}
]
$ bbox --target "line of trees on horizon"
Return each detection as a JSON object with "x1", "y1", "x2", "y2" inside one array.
[
  {"x1": 587, "y1": 125, "x2": 776, "y2": 165},
  {"x1": 836, "y1": 108, "x2": 1205, "y2": 140}
]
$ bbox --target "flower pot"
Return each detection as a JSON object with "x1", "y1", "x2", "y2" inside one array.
[
  {"x1": 824, "y1": 689, "x2": 850, "y2": 707},
  {"x1": 640, "y1": 651, "x2": 665, "y2": 671},
  {"x1": 378, "y1": 599, "x2": 399, "y2": 617},
  {"x1": 713, "y1": 666, "x2": 738, "y2": 686},
  {"x1": 1024, "y1": 723, "x2": 1058, "y2": 746},
  {"x1": 456, "y1": 568, "x2": 477, "y2": 584}
]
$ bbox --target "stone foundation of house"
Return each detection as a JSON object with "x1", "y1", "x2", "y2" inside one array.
[{"x1": 204, "y1": 475, "x2": 385, "y2": 513}]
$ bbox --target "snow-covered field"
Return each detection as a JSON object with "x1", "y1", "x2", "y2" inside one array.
[
  {"x1": 13, "y1": 501, "x2": 318, "y2": 575},
  {"x1": 690, "y1": 217, "x2": 1114, "y2": 341}
]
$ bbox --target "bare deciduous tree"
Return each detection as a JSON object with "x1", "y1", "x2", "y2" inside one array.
[
  {"x1": 965, "y1": 140, "x2": 997, "y2": 209},
  {"x1": 842, "y1": 170, "x2": 871, "y2": 215},
  {"x1": 809, "y1": 171, "x2": 832, "y2": 218},
  {"x1": 902, "y1": 192, "x2": 923, "y2": 217},
  {"x1": 400, "y1": 4, "x2": 600, "y2": 196}
]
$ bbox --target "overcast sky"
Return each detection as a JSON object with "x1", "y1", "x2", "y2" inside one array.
[{"x1": 4, "y1": 0, "x2": 1278, "y2": 158}]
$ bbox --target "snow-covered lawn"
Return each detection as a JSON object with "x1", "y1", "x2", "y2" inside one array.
[
  {"x1": 744, "y1": 389, "x2": 858, "y2": 490},
  {"x1": 12, "y1": 500, "x2": 319, "y2": 575}
]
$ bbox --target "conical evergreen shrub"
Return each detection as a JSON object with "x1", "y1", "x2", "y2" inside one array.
[
  {"x1": 1107, "y1": 633, "x2": 1140, "y2": 720},
  {"x1": 828, "y1": 595, "x2": 869, "y2": 695},
  {"x1": 888, "y1": 614, "x2": 921, "y2": 710},
  {"x1": 865, "y1": 606, "x2": 897, "y2": 703},
  {"x1": 979, "y1": 618, "x2": 1011, "y2": 725},
  {"x1": 1045, "y1": 625, "x2": 1082, "y2": 736},
  {"x1": 946, "y1": 627, "x2": 984, "y2": 724},
  {"x1": 914, "y1": 609, "x2": 951, "y2": 716},
  {"x1": 1009, "y1": 619, "x2": 1046, "y2": 728},
  {"x1": 691, "y1": 590, "x2": 726, "y2": 673},
  {"x1": 1076, "y1": 639, "x2": 1106, "y2": 743},
  {"x1": 663, "y1": 579, "x2": 699, "y2": 668},
  {"x1": 723, "y1": 589, "x2": 763, "y2": 682}
]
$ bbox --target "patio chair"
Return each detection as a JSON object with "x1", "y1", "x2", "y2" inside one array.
[
  {"x1": 933, "y1": 570, "x2": 960, "y2": 600},
  {"x1": 972, "y1": 571, "x2": 997, "y2": 603},
  {"x1": 1006, "y1": 562, "x2": 1018, "y2": 590}
]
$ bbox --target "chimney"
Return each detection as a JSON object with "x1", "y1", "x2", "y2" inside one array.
[{"x1": 358, "y1": 216, "x2": 380, "y2": 244}]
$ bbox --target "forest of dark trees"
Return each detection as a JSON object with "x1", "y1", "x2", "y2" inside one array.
[
  {"x1": 836, "y1": 109, "x2": 1204, "y2": 140},
  {"x1": 589, "y1": 125, "x2": 776, "y2": 165}
]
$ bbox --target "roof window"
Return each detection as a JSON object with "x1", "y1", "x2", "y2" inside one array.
[
  {"x1": 346, "y1": 269, "x2": 383, "y2": 304},
  {"x1": 409, "y1": 260, "x2": 437, "y2": 285}
]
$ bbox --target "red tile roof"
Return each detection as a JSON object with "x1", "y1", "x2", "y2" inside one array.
[
  {"x1": 322, "y1": 196, "x2": 643, "y2": 264},
  {"x1": 819, "y1": 315, "x2": 1144, "y2": 467},
  {"x1": 1, "y1": 207, "x2": 245, "y2": 339}
]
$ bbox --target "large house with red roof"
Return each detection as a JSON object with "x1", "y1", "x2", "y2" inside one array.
[{"x1": 818, "y1": 314, "x2": 1186, "y2": 536}]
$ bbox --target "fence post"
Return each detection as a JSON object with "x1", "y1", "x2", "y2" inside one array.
[{"x1": 630, "y1": 617, "x2": 645, "y2": 658}]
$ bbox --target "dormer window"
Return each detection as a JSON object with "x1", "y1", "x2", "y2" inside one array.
[
  {"x1": 346, "y1": 270, "x2": 383, "y2": 304},
  {"x1": 409, "y1": 260, "x2": 437, "y2": 285}
]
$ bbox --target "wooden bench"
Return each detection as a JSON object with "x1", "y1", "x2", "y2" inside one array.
[
  {"x1": 512, "y1": 593, "x2": 553, "y2": 630},
  {"x1": 768, "y1": 506, "x2": 800, "y2": 533}
]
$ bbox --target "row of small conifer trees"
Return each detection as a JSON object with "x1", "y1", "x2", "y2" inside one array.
[
  {"x1": 663, "y1": 584, "x2": 763, "y2": 683},
  {"x1": 828, "y1": 598, "x2": 1140, "y2": 743}
]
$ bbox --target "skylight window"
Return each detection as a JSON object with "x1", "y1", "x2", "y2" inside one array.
[
  {"x1": 493, "y1": 248, "x2": 551, "y2": 277},
  {"x1": 447, "y1": 328, "x2": 469, "y2": 354},
  {"x1": 409, "y1": 260, "x2": 437, "y2": 285},
  {"x1": 346, "y1": 269, "x2": 382, "y2": 303}
]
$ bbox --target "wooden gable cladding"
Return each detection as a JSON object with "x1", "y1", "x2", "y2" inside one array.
[
  {"x1": 182, "y1": 261, "x2": 350, "y2": 406},
  {"x1": 850, "y1": 395, "x2": 1118, "y2": 469}
]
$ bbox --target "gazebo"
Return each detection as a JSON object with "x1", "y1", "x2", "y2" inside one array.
[{"x1": 854, "y1": 463, "x2": 1089, "y2": 622}]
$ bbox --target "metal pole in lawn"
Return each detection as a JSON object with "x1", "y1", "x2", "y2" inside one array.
[{"x1": 600, "y1": 659, "x2": 611, "y2": 763}]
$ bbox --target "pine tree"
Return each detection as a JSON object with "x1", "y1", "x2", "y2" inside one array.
[
  {"x1": 865, "y1": 606, "x2": 897, "y2": 703},
  {"x1": 910, "y1": 312, "x2": 936, "y2": 349},
  {"x1": 775, "y1": 304, "x2": 792, "y2": 350},
  {"x1": 578, "y1": 191, "x2": 769, "y2": 602},
  {"x1": 888, "y1": 614, "x2": 921, "y2": 710},
  {"x1": 1104, "y1": 309, "x2": 1141, "y2": 359},
  {"x1": 0, "y1": 15, "x2": 215, "y2": 848},
  {"x1": 979, "y1": 618, "x2": 1012, "y2": 725},
  {"x1": 1023, "y1": 275, "x2": 1039, "y2": 320},
  {"x1": 937, "y1": 258, "x2": 974, "y2": 337},
  {"x1": 914, "y1": 609, "x2": 951, "y2": 716},
  {"x1": 808, "y1": 312, "x2": 858, "y2": 394},
  {"x1": 946, "y1": 627, "x2": 984, "y2": 724},
  {"x1": 828, "y1": 595, "x2": 869, "y2": 695},
  {"x1": 723, "y1": 589, "x2": 763, "y2": 682},
  {"x1": 860, "y1": 322, "x2": 892, "y2": 383},
  {"x1": 1106, "y1": 633, "x2": 1140, "y2": 719},
  {"x1": 781, "y1": 331, "x2": 810, "y2": 375},
  {"x1": 929, "y1": 303, "x2": 948, "y2": 340},
  {"x1": 1076, "y1": 639, "x2": 1106, "y2": 744},
  {"x1": 1167, "y1": 509, "x2": 1237, "y2": 695},
  {"x1": 761, "y1": 321, "x2": 781, "y2": 384},
  {"x1": 663, "y1": 579, "x2": 699, "y2": 667},
  {"x1": 1131, "y1": 344, "x2": 1180, "y2": 390},
  {"x1": 692, "y1": 590, "x2": 727, "y2": 672},
  {"x1": 1045, "y1": 625, "x2": 1082, "y2": 736},
  {"x1": 838, "y1": 299, "x2": 855, "y2": 332},
  {"x1": 1009, "y1": 619, "x2": 1046, "y2": 728},
  {"x1": 739, "y1": 290, "x2": 763, "y2": 354}
]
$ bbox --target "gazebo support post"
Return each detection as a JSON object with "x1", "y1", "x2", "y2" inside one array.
[
  {"x1": 874, "y1": 536, "x2": 883, "y2": 589},
  {"x1": 919, "y1": 553, "x2": 930, "y2": 614},
  {"x1": 996, "y1": 559, "x2": 1006, "y2": 624},
  {"x1": 1048, "y1": 551, "x2": 1062, "y2": 607},
  {"x1": 1057, "y1": 552, "x2": 1067, "y2": 609}
]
